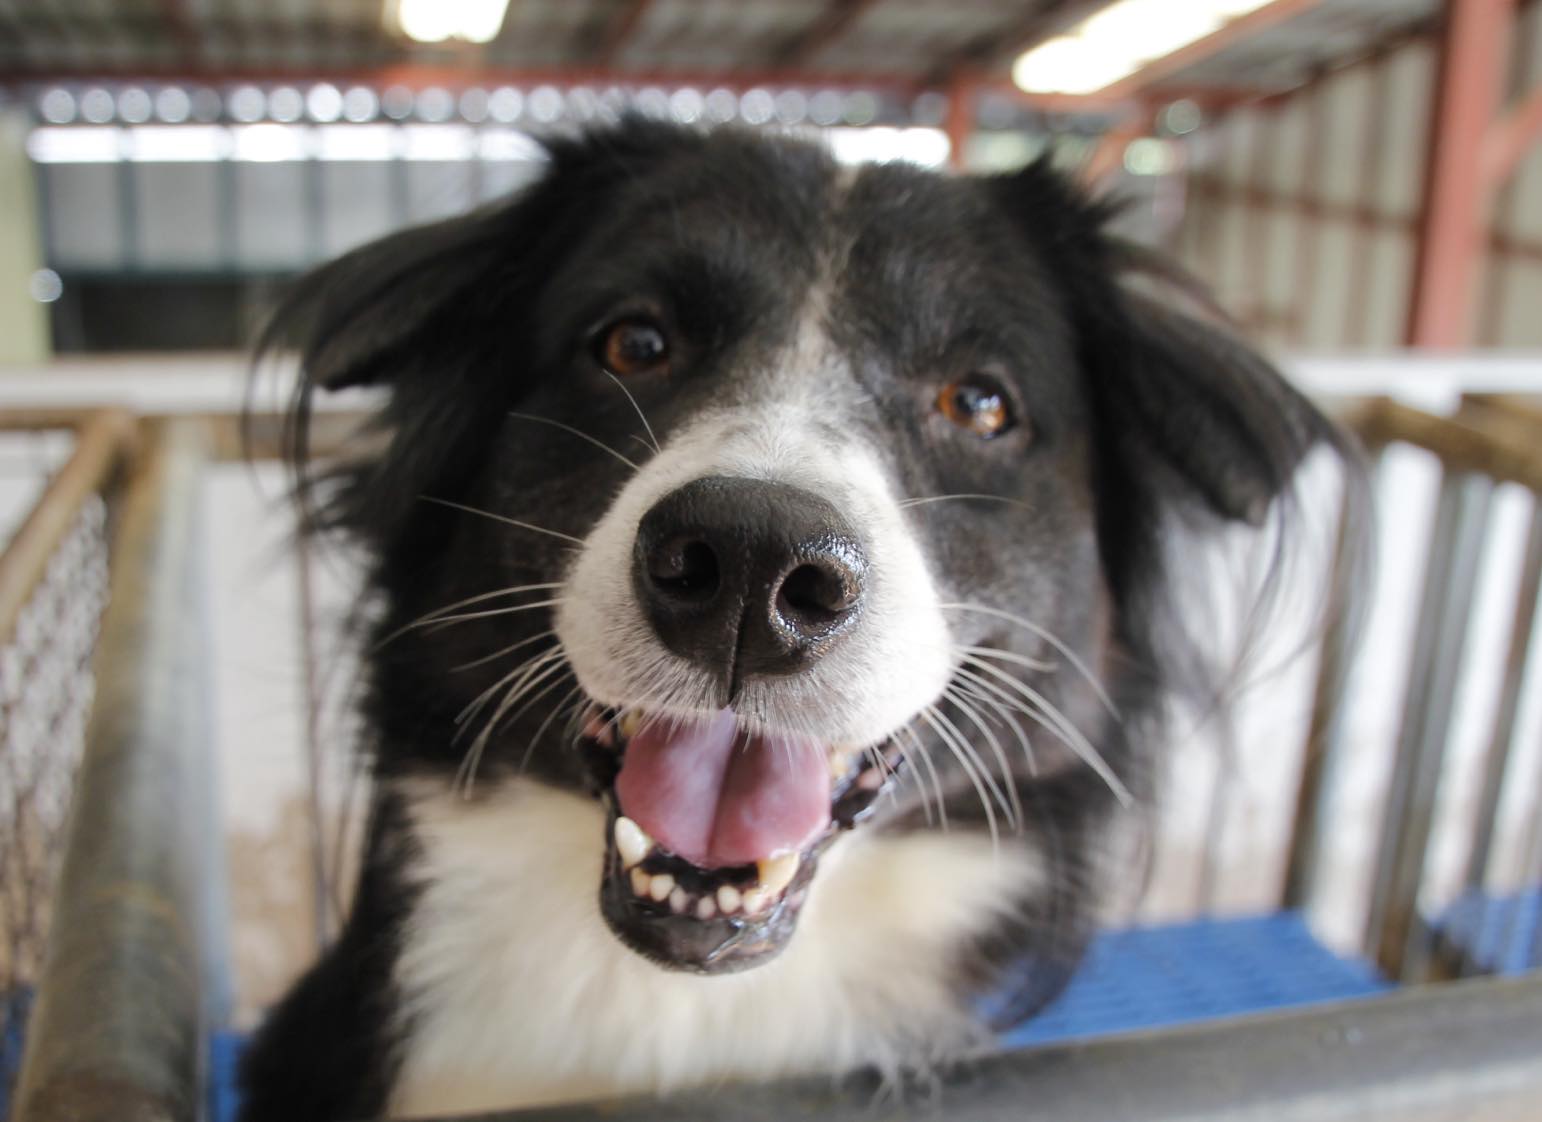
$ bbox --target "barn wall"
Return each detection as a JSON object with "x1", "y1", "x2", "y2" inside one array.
[{"x1": 1173, "y1": 3, "x2": 1542, "y2": 353}]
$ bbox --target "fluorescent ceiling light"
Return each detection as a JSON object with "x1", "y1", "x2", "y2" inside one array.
[
  {"x1": 1012, "y1": 0, "x2": 1273, "y2": 95},
  {"x1": 391, "y1": 0, "x2": 510, "y2": 44}
]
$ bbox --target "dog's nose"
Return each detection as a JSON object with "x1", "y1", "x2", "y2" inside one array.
[{"x1": 634, "y1": 477, "x2": 867, "y2": 685}]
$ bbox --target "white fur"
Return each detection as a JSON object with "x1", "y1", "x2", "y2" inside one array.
[
  {"x1": 555, "y1": 303, "x2": 954, "y2": 746},
  {"x1": 389, "y1": 778, "x2": 1038, "y2": 1116}
]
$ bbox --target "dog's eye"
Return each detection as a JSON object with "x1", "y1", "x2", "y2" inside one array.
[
  {"x1": 595, "y1": 318, "x2": 670, "y2": 377},
  {"x1": 936, "y1": 375, "x2": 1014, "y2": 438}
]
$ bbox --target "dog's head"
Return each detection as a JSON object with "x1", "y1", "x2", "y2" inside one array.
[{"x1": 272, "y1": 122, "x2": 1338, "y2": 980}]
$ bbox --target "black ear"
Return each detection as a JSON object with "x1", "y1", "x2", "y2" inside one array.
[
  {"x1": 985, "y1": 158, "x2": 1332, "y2": 526},
  {"x1": 1103, "y1": 279, "x2": 1328, "y2": 526}
]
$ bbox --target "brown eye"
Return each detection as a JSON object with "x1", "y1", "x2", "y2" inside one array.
[
  {"x1": 937, "y1": 375, "x2": 1014, "y2": 438},
  {"x1": 595, "y1": 317, "x2": 670, "y2": 377}
]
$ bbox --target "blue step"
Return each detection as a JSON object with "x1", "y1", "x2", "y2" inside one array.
[
  {"x1": 1433, "y1": 886, "x2": 1542, "y2": 976},
  {"x1": 997, "y1": 911, "x2": 1391, "y2": 1048}
]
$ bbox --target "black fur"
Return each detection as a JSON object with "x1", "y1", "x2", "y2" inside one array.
[{"x1": 240, "y1": 121, "x2": 1348, "y2": 1119}]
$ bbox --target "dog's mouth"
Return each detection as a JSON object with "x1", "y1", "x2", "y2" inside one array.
[{"x1": 579, "y1": 705, "x2": 904, "y2": 974}]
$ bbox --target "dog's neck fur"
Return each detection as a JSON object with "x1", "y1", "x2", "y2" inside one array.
[{"x1": 388, "y1": 778, "x2": 1039, "y2": 1116}]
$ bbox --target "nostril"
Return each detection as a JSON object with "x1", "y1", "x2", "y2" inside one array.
[
  {"x1": 648, "y1": 539, "x2": 720, "y2": 601},
  {"x1": 776, "y1": 560, "x2": 859, "y2": 631}
]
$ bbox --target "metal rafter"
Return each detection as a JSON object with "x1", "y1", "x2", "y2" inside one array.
[
  {"x1": 772, "y1": 0, "x2": 882, "y2": 68},
  {"x1": 591, "y1": 0, "x2": 655, "y2": 69},
  {"x1": 1094, "y1": 0, "x2": 1324, "y2": 99}
]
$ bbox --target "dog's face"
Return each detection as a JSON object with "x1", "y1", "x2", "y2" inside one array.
[{"x1": 281, "y1": 123, "x2": 1331, "y2": 985}]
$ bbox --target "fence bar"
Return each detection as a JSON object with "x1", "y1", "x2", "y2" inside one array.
[
  {"x1": 12, "y1": 419, "x2": 222, "y2": 1122},
  {"x1": 1366, "y1": 469, "x2": 1492, "y2": 979},
  {"x1": 474, "y1": 974, "x2": 1542, "y2": 1122},
  {"x1": 1463, "y1": 501, "x2": 1542, "y2": 891},
  {"x1": 0, "y1": 409, "x2": 134, "y2": 648},
  {"x1": 1282, "y1": 460, "x2": 1372, "y2": 909}
]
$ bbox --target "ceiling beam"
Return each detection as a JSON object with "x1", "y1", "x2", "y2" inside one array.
[
  {"x1": 591, "y1": 0, "x2": 654, "y2": 69},
  {"x1": 1093, "y1": 0, "x2": 1323, "y2": 100},
  {"x1": 772, "y1": 0, "x2": 882, "y2": 69}
]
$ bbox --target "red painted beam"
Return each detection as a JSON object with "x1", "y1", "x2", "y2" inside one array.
[
  {"x1": 1096, "y1": 0, "x2": 1323, "y2": 99},
  {"x1": 945, "y1": 77, "x2": 975, "y2": 169},
  {"x1": 1405, "y1": 0, "x2": 1516, "y2": 349}
]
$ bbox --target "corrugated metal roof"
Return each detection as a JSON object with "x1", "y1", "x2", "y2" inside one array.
[{"x1": 0, "y1": 0, "x2": 1440, "y2": 103}]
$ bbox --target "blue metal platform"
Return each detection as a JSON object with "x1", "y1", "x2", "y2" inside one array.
[{"x1": 196, "y1": 910, "x2": 1392, "y2": 1122}]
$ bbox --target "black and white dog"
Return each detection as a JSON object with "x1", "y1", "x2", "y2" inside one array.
[{"x1": 240, "y1": 121, "x2": 1343, "y2": 1120}]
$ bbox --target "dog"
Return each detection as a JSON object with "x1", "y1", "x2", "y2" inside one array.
[{"x1": 238, "y1": 120, "x2": 1346, "y2": 1120}]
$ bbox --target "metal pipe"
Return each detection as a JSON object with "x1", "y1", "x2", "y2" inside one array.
[
  {"x1": 11, "y1": 419, "x2": 225, "y2": 1122},
  {"x1": 472, "y1": 974, "x2": 1542, "y2": 1122}
]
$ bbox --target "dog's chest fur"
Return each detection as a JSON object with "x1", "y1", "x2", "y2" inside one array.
[{"x1": 389, "y1": 779, "x2": 1038, "y2": 1116}]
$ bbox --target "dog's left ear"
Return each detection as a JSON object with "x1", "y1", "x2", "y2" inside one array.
[{"x1": 987, "y1": 161, "x2": 1331, "y2": 527}]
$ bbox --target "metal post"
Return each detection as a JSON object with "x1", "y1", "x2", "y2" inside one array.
[
  {"x1": 12, "y1": 419, "x2": 227, "y2": 1122},
  {"x1": 1404, "y1": 0, "x2": 1515, "y2": 347}
]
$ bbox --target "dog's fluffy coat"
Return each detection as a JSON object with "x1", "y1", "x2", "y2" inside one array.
[{"x1": 239, "y1": 122, "x2": 1343, "y2": 1120}]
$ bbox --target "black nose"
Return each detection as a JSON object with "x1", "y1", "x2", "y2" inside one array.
[{"x1": 634, "y1": 476, "x2": 867, "y2": 694}]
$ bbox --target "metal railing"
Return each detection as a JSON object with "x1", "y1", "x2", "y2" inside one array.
[{"x1": 0, "y1": 398, "x2": 1539, "y2": 1121}]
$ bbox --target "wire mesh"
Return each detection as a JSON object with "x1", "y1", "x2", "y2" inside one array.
[{"x1": 0, "y1": 494, "x2": 110, "y2": 1092}]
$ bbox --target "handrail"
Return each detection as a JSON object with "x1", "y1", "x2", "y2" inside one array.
[
  {"x1": 473, "y1": 973, "x2": 1542, "y2": 1122},
  {"x1": 11, "y1": 419, "x2": 224, "y2": 1122}
]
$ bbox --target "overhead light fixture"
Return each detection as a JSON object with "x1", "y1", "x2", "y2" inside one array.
[
  {"x1": 1012, "y1": 0, "x2": 1274, "y2": 95},
  {"x1": 389, "y1": 0, "x2": 510, "y2": 45}
]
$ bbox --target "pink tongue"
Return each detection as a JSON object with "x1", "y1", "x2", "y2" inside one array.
[{"x1": 614, "y1": 709, "x2": 831, "y2": 868}]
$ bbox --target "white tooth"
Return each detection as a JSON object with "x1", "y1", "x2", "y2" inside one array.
[
  {"x1": 669, "y1": 887, "x2": 688, "y2": 914},
  {"x1": 742, "y1": 888, "x2": 772, "y2": 916},
  {"x1": 829, "y1": 753, "x2": 851, "y2": 780},
  {"x1": 756, "y1": 852, "x2": 799, "y2": 896},
  {"x1": 630, "y1": 867, "x2": 650, "y2": 897},
  {"x1": 614, "y1": 816, "x2": 652, "y2": 868},
  {"x1": 716, "y1": 884, "x2": 741, "y2": 915},
  {"x1": 648, "y1": 874, "x2": 675, "y2": 902},
  {"x1": 620, "y1": 709, "x2": 643, "y2": 737},
  {"x1": 696, "y1": 897, "x2": 717, "y2": 921}
]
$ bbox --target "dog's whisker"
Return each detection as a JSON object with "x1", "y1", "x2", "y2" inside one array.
[
  {"x1": 956, "y1": 659, "x2": 1133, "y2": 809},
  {"x1": 948, "y1": 673, "x2": 1040, "y2": 777},
  {"x1": 919, "y1": 706, "x2": 1000, "y2": 851},
  {"x1": 930, "y1": 699, "x2": 1017, "y2": 830},
  {"x1": 898, "y1": 494, "x2": 1032, "y2": 511},
  {"x1": 452, "y1": 628, "x2": 558, "y2": 673},
  {"x1": 897, "y1": 725, "x2": 947, "y2": 832},
  {"x1": 456, "y1": 647, "x2": 569, "y2": 733},
  {"x1": 458, "y1": 653, "x2": 573, "y2": 796},
  {"x1": 374, "y1": 588, "x2": 565, "y2": 652},
  {"x1": 603, "y1": 369, "x2": 662, "y2": 455},
  {"x1": 956, "y1": 644, "x2": 1057, "y2": 674},
  {"x1": 942, "y1": 686, "x2": 1025, "y2": 829},
  {"x1": 420, "y1": 495, "x2": 586, "y2": 546},
  {"x1": 421, "y1": 599, "x2": 567, "y2": 634},
  {"x1": 507, "y1": 410, "x2": 642, "y2": 473},
  {"x1": 938, "y1": 602, "x2": 1120, "y2": 718},
  {"x1": 515, "y1": 674, "x2": 584, "y2": 773}
]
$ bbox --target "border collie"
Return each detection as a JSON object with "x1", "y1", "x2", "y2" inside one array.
[{"x1": 239, "y1": 120, "x2": 1346, "y2": 1120}]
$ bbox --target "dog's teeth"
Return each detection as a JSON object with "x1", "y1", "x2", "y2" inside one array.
[
  {"x1": 619, "y1": 709, "x2": 643, "y2": 737},
  {"x1": 716, "y1": 884, "x2": 741, "y2": 915},
  {"x1": 829, "y1": 753, "x2": 851, "y2": 780},
  {"x1": 648, "y1": 874, "x2": 675, "y2": 903},
  {"x1": 669, "y1": 886, "x2": 688, "y2": 914},
  {"x1": 756, "y1": 852, "x2": 799, "y2": 896},
  {"x1": 614, "y1": 816, "x2": 652, "y2": 868},
  {"x1": 857, "y1": 768, "x2": 885, "y2": 791},
  {"x1": 696, "y1": 896, "x2": 717, "y2": 921},
  {"x1": 630, "y1": 867, "x2": 650, "y2": 898},
  {"x1": 742, "y1": 887, "x2": 772, "y2": 916}
]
